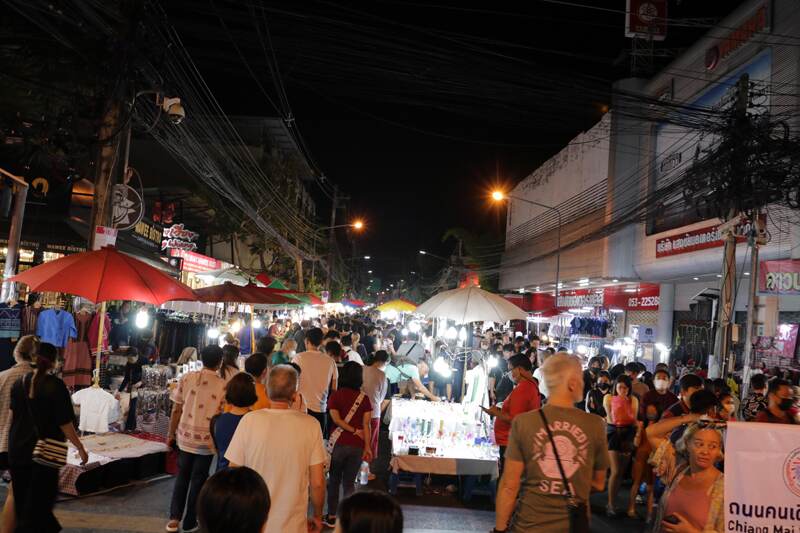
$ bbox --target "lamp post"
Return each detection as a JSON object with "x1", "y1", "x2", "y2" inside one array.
[
  {"x1": 492, "y1": 191, "x2": 562, "y2": 304},
  {"x1": 418, "y1": 250, "x2": 448, "y2": 262},
  {"x1": 319, "y1": 220, "x2": 364, "y2": 292}
]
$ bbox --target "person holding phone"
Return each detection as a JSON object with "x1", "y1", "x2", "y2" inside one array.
[
  {"x1": 646, "y1": 411, "x2": 725, "y2": 532},
  {"x1": 482, "y1": 354, "x2": 539, "y2": 476}
]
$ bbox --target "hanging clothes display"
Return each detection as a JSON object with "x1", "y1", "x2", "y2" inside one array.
[
  {"x1": 20, "y1": 305, "x2": 41, "y2": 337},
  {"x1": 569, "y1": 316, "x2": 609, "y2": 337},
  {"x1": 156, "y1": 313, "x2": 208, "y2": 362},
  {"x1": 36, "y1": 308, "x2": 77, "y2": 348},
  {"x1": 63, "y1": 310, "x2": 94, "y2": 389},
  {"x1": 71, "y1": 386, "x2": 120, "y2": 433},
  {"x1": 88, "y1": 311, "x2": 111, "y2": 355}
]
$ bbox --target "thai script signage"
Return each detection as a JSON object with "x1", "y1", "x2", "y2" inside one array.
[{"x1": 162, "y1": 224, "x2": 198, "y2": 251}]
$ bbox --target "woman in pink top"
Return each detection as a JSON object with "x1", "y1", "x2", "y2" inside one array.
[
  {"x1": 646, "y1": 415, "x2": 725, "y2": 533},
  {"x1": 603, "y1": 374, "x2": 640, "y2": 517}
]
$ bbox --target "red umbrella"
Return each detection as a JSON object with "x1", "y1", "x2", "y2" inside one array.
[
  {"x1": 8, "y1": 246, "x2": 195, "y2": 305},
  {"x1": 192, "y1": 282, "x2": 295, "y2": 304}
]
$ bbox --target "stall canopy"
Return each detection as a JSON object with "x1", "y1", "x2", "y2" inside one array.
[
  {"x1": 8, "y1": 246, "x2": 195, "y2": 305},
  {"x1": 376, "y1": 298, "x2": 417, "y2": 312},
  {"x1": 191, "y1": 282, "x2": 295, "y2": 304},
  {"x1": 416, "y1": 286, "x2": 527, "y2": 324},
  {"x1": 341, "y1": 298, "x2": 366, "y2": 308}
]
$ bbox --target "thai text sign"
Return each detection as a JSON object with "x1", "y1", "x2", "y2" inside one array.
[
  {"x1": 725, "y1": 422, "x2": 800, "y2": 532},
  {"x1": 168, "y1": 249, "x2": 222, "y2": 274},
  {"x1": 655, "y1": 218, "x2": 758, "y2": 258},
  {"x1": 556, "y1": 285, "x2": 660, "y2": 310},
  {"x1": 759, "y1": 259, "x2": 800, "y2": 296},
  {"x1": 162, "y1": 224, "x2": 198, "y2": 251}
]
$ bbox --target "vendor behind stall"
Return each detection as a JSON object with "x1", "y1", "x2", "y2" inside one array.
[
  {"x1": 385, "y1": 354, "x2": 439, "y2": 402},
  {"x1": 116, "y1": 348, "x2": 148, "y2": 432}
]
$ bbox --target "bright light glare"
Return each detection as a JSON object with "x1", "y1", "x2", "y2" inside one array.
[
  {"x1": 207, "y1": 328, "x2": 220, "y2": 339},
  {"x1": 434, "y1": 357, "x2": 452, "y2": 377},
  {"x1": 491, "y1": 190, "x2": 506, "y2": 201},
  {"x1": 576, "y1": 344, "x2": 588, "y2": 355},
  {"x1": 445, "y1": 326, "x2": 458, "y2": 340},
  {"x1": 135, "y1": 310, "x2": 149, "y2": 329},
  {"x1": 230, "y1": 320, "x2": 242, "y2": 333},
  {"x1": 409, "y1": 321, "x2": 421, "y2": 333},
  {"x1": 252, "y1": 319, "x2": 262, "y2": 329},
  {"x1": 353, "y1": 220, "x2": 364, "y2": 229},
  {"x1": 779, "y1": 323, "x2": 792, "y2": 336},
  {"x1": 609, "y1": 308, "x2": 625, "y2": 313},
  {"x1": 487, "y1": 355, "x2": 498, "y2": 369},
  {"x1": 655, "y1": 342, "x2": 668, "y2": 352},
  {"x1": 541, "y1": 334, "x2": 549, "y2": 343},
  {"x1": 458, "y1": 327, "x2": 467, "y2": 342},
  {"x1": 401, "y1": 328, "x2": 409, "y2": 336}
]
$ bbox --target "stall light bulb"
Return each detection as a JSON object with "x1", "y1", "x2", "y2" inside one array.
[
  {"x1": 401, "y1": 328, "x2": 409, "y2": 336},
  {"x1": 135, "y1": 310, "x2": 149, "y2": 329},
  {"x1": 655, "y1": 342, "x2": 668, "y2": 352},
  {"x1": 541, "y1": 334, "x2": 549, "y2": 343},
  {"x1": 487, "y1": 355, "x2": 498, "y2": 369},
  {"x1": 408, "y1": 321, "x2": 421, "y2": 333},
  {"x1": 433, "y1": 357, "x2": 452, "y2": 378},
  {"x1": 231, "y1": 321, "x2": 242, "y2": 334},
  {"x1": 458, "y1": 327, "x2": 467, "y2": 342},
  {"x1": 576, "y1": 344, "x2": 588, "y2": 355},
  {"x1": 252, "y1": 319, "x2": 262, "y2": 330},
  {"x1": 207, "y1": 328, "x2": 220, "y2": 339},
  {"x1": 445, "y1": 326, "x2": 458, "y2": 340}
]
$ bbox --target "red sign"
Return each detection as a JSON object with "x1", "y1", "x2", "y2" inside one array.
[
  {"x1": 655, "y1": 218, "x2": 761, "y2": 258},
  {"x1": 162, "y1": 223, "x2": 199, "y2": 251},
  {"x1": 625, "y1": 0, "x2": 667, "y2": 41},
  {"x1": 168, "y1": 249, "x2": 222, "y2": 274},
  {"x1": 705, "y1": 3, "x2": 768, "y2": 71},
  {"x1": 759, "y1": 259, "x2": 800, "y2": 296},
  {"x1": 509, "y1": 284, "x2": 660, "y2": 312}
]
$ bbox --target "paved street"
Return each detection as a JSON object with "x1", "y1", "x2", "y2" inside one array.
[{"x1": 0, "y1": 475, "x2": 646, "y2": 533}]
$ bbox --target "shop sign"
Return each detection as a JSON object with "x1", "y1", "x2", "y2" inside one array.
[
  {"x1": 111, "y1": 184, "x2": 144, "y2": 231},
  {"x1": 556, "y1": 284, "x2": 660, "y2": 310},
  {"x1": 0, "y1": 239, "x2": 84, "y2": 255},
  {"x1": 705, "y1": 3, "x2": 769, "y2": 71},
  {"x1": 725, "y1": 422, "x2": 800, "y2": 533},
  {"x1": 625, "y1": 0, "x2": 667, "y2": 41},
  {"x1": 162, "y1": 224, "x2": 198, "y2": 251},
  {"x1": 93, "y1": 226, "x2": 117, "y2": 250},
  {"x1": 655, "y1": 217, "x2": 761, "y2": 258},
  {"x1": 120, "y1": 218, "x2": 163, "y2": 253},
  {"x1": 759, "y1": 259, "x2": 800, "y2": 296},
  {"x1": 168, "y1": 249, "x2": 222, "y2": 274}
]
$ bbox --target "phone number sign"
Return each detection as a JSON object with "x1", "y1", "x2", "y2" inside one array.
[{"x1": 556, "y1": 284, "x2": 660, "y2": 310}]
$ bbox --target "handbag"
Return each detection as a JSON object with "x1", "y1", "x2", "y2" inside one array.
[
  {"x1": 326, "y1": 392, "x2": 366, "y2": 455},
  {"x1": 538, "y1": 409, "x2": 589, "y2": 533},
  {"x1": 24, "y1": 374, "x2": 68, "y2": 469}
]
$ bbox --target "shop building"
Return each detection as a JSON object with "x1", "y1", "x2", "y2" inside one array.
[{"x1": 501, "y1": 0, "x2": 800, "y2": 369}]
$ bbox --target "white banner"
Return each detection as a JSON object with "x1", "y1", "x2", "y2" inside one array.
[{"x1": 725, "y1": 421, "x2": 800, "y2": 532}]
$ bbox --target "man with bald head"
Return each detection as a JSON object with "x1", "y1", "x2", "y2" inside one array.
[
  {"x1": 494, "y1": 353, "x2": 609, "y2": 533},
  {"x1": 226, "y1": 365, "x2": 327, "y2": 533}
]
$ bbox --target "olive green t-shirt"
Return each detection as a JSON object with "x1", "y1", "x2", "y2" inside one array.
[{"x1": 505, "y1": 405, "x2": 609, "y2": 533}]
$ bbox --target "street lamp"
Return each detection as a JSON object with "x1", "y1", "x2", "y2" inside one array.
[
  {"x1": 492, "y1": 190, "x2": 562, "y2": 304},
  {"x1": 418, "y1": 250, "x2": 448, "y2": 262},
  {"x1": 319, "y1": 221, "x2": 365, "y2": 291}
]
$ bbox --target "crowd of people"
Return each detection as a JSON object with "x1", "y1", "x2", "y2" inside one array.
[{"x1": 0, "y1": 313, "x2": 797, "y2": 533}]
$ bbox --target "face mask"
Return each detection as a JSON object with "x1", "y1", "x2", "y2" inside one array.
[
  {"x1": 779, "y1": 398, "x2": 794, "y2": 411},
  {"x1": 646, "y1": 413, "x2": 658, "y2": 421},
  {"x1": 654, "y1": 379, "x2": 669, "y2": 391},
  {"x1": 598, "y1": 383, "x2": 610, "y2": 392}
]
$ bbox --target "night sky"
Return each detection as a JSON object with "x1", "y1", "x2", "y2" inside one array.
[{"x1": 171, "y1": 0, "x2": 744, "y2": 284}]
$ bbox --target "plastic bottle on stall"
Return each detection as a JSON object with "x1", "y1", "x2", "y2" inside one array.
[{"x1": 359, "y1": 461, "x2": 370, "y2": 485}]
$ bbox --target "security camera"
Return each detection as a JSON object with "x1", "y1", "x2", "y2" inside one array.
[{"x1": 161, "y1": 97, "x2": 185, "y2": 125}]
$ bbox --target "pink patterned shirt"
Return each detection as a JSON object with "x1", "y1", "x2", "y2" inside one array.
[{"x1": 174, "y1": 369, "x2": 226, "y2": 455}]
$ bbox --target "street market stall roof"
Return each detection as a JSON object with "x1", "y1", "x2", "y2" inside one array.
[
  {"x1": 376, "y1": 298, "x2": 417, "y2": 312},
  {"x1": 191, "y1": 282, "x2": 295, "y2": 304},
  {"x1": 415, "y1": 285, "x2": 527, "y2": 324},
  {"x1": 8, "y1": 246, "x2": 195, "y2": 305}
]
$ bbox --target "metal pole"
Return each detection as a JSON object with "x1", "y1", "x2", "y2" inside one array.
[
  {"x1": 741, "y1": 218, "x2": 764, "y2": 397},
  {"x1": 0, "y1": 170, "x2": 29, "y2": 303},
  {"x1": 715, "y1": 213, "x2": 737, "y2": 379},
  {"x1": 509, "y1": 195, "x2": 561, "y2": 305},
  {"x1": 326, "y1": 186, "x2": 338, "y2": 292}
]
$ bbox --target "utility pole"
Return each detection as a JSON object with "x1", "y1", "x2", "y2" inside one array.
[
  {"x1": 0, "y1": 168, "x2": 29, "y2": 302},
  {"x1": 741, "y1": 215, "x2": 766, "y2": 396},
  {"x1": 88, "y1": 101, "x2": 122, "y2": 249},
  {"x1": 715, "y1": 74, "x2": 750, "y2": 379},
  {"x1": 325, "y1": 185, "x2": 338, "y2": 293}
]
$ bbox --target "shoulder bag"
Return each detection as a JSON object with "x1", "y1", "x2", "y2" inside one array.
[
  {"x1": 326, "y1": 392, "x2": 366, "y2": 456},
  {"x1": 24, "y1": 374, "x2": 68, "y2": 469},
  {"x1": 538, "y1": 408, "x2": 589, "y2": 533}
]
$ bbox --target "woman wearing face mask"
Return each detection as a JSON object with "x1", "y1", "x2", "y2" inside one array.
[
  {"x1": 718, "y1": 391, "x2": 737, "y2": 421},
  {"x1": 646, "y1": 416, "x2": 725, "y2": 533},
  {"x1": 603, "y1": 374, "x2": 640, "y2": 517},
  {"x1": 585, "y1": 370, "x2": 610, "y2": 417}
]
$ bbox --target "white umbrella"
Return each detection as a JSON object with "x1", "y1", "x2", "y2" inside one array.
[{"x1": 416, "y1": 285, "x2": 527, "y2": 324}]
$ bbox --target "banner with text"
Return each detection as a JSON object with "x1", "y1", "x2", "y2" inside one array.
[
  {"x1": 655, "y1": 216, "x2": 763, "y2": 258},
  {"x1": 759, "y1": 259, "x2": 800, "y2": 296},
  {"x1": 555, "y1": 284, "x2": 660, "y2": 310},
  {"x1": 725, "y1": 421, "x2": 800, "y2": 532}
]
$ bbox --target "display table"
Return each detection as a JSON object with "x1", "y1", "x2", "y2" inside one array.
[
  {"x1": 59, "y1": 433, "x2": 170, "y2": 496},
  {"x1": 387, "y1": 398, "x2": 498, "y2": 497}
]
